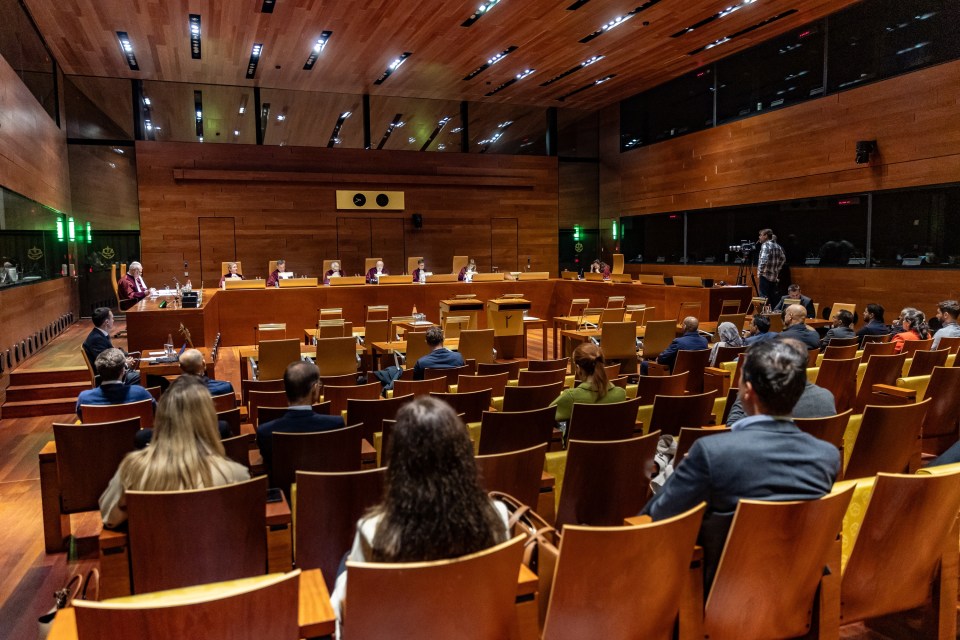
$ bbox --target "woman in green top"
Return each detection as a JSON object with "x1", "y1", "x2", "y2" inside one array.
[{"x1": 550, "y1": 342, "x2": 626, "y2": 423}]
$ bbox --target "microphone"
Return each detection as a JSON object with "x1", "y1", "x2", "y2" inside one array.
[{"x1": 183, "y1": 261, "x2": 189, "y2": 277}]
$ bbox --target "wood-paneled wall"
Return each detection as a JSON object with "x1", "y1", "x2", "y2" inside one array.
[{"x1": 135, "y1": 143, "x2": 559, "y2": 287}]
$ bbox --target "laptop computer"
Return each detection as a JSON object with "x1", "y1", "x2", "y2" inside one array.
[{"x1": 154, "y1": 342, "x2": 188, "y2": 364}]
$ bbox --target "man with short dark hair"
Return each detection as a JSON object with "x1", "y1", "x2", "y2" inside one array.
[
  {"x1": 778, "y1": 304, "x2": 820, "y2": 350},
  {"x1": 642, "y1": 339, "x2": 839, "y2": 587},
  {"x1": 820, "y1": 309, "x2": 856, "y2": 348},
  {"x1": 266, "y1": 259, "x2": 286, "y2": 287},
  {"x1": 856, "y1": 303, "x2": 889, "y2": 343},
  {"x1": 83, "y1": 307, "x2": 142, "y2": 386},
  {"x1": 412, "y1": 327, "x2": 465, "y2": 380},
  {"x1": 75, "y1": 348, "x2": 154, "y2": 420},
  {"x1": 932, "y1": 300, "x2": 960, "y2": 350},
  {"x1": 757, "y1": 228, "x2": 785, "y2": 305},
  {"x1": 654, "y1": 316, "x2": 708, "y2": 372},
  {"x1": 772, "y1": 284, "x2": 815, "y2": 318},
  {"x1": 256, "y1": 361, "x2": 345, "y2": 475},
  {"x1": 178, "y1": 348, "x2": 234, "y2": 397},
  {"x1": 744, "y1": 314, "x2": 777, "y2": 345}
]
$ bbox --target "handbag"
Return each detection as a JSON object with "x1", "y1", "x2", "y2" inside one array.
[{"x1": 38, "y1": 569, "x2": 99, "y2": 638}]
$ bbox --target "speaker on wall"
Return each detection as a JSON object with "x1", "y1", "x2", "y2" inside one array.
[{"x1": 412, "y1": 213, "x2": 423, "y2": 229}]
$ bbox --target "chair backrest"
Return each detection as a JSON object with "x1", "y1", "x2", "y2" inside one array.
[
  {"x1": 814, "y1": 356, "x2": 860, "y2": 413},
  {"x1": 295, "y1": 468, "x2": 387, "y2": 591},
  {"x1": 542, "y1": 504, "x2": 705, "y2": 640},
  {"x1": 527, "y1": 357, "x2": 570, "y2": 372},
  {"x1": 827, "y1": 336, "x2": 859, "y2": 347},
  {"x1": 720, "y1": 386, "x2": 738, "y2": 425},
  {"x1": 424, "y1": 363, "x2": 474, "y2": 387},
  {"x1": 217, "y1": 407, "x2": 242, "y2": 436},
  {"x1": 110, "y1": 263, "x2": 122, "y2": 309},
  {"x1": 80, "y1": 398, "x2": 154, "y2": 429},
  {"x1": 477, "y1": 360, "x2": 521, "y2": 380},
  {"x1": 854, "y1": 352, "x2": 907, "y2": 412},
  {"x1": 634, "y1": 371, "x2": 689, "y2": 405},
  {"x1": 364, "y1": 257, "x2": 382, "y2": 272},
  {"x1": 806, "y1": 347, "x2": 820, "y2": 368},
  {"x1": 256, "y1": 322, "x2": 286, "y2": 341},
  {"x1": 475, "y1": 443, "x2": 547, "y2": 508},
  {"x1": 347, "y1": 395, "x2": 415, "y2": 442},
  {"x1": 793, "y1": 409, "x2": 853, "y2": 449},
  {"x1": 322, "y1": 381, "x2": 381, "y2": 416},
  {"x1": 844, "y1": 398, "x2": 931, "y2": 479},
  {"x1": 248, "y1": 389, "x2": 289, "y2": 427},
  {"x1": 599, "y1": 321, "x2": 638, "y2": 360},
  {"x1": 605, "y1": 295, "x2": 625, "y2": 309},
  {"x1": 344, "y1": 535, "x2": 525, "y2": 639},
  {"x1": 478, "y1": 406, "x2": 556, "y2": 455},
  {"x1": 80, "y1": 345, "x2": 97, "y2": 387},
  {"x1": 767, "y1": 313, "x2": 783, "y2": 332},
  {"x1": 567, "y1": 298, "x2": 590, "y2": 318},
  {"x1": 317, "y1": 319, "x2": 351, "y2": 339},
  {"x1": 907, "y1": 347, "x2": 948, "y2": 377},
  {"x1": 501, "y1": 381, "x2": 565, "y2": 412},
  {"x1": 831, "y1": 302, "x2": 856, "y2": 319},
  {"x1": 935, "y1": 335, "x2": 960, "y2": 355},
  {"x1": 715, "y1": 313, "x2": 747, "y2": 333},
  {"x1": 451, "y1": 255, "x2": 469, "y2": 274},
  {"x1": 220, "y1": 260, "x2": 243, "y2": 276},
  {"x1": 822, "y1": 343, "x2": 858, "y2": 360},
  {"x1": 518, "y1": 368, "x2": 567, "y2": 387},
  {"x1": 899, "y1": 337, "x2": 933, "y2": 357},
  {"x1": 392, "y1": 377, "x2": 446, "y2": 397},
  {"x1": 322, "y1": 259, "x2": 340, "y2": 276},
  {"x1": 431, "y1": 388, "x2": 491, "y2": 422},
  {"x1": 210, "y1": 392, "x2": 237, "y2": 412},
  {"x1": 705, "y1": 487, "x2": 855, "y2": 640},
  {"x1": 363, "y1": 319, "x2": 391, "y2": 352},
  {"x1": 556, "y1": 432, "x2": 659, "y2": 529},
  {"x1": 603, "y1": 362, "x2": 621, "y2": 378},
  {"x1": 919, "y1": 366, "x2": 960, "y2": 453},
  {"x1": 257, "y1": 338, "x2": 301, "y2": 381},
  {"x1": 458, "y1": 328, "x2": 495, "y2": 365},
  {"x1": 240, "y1": 377, "x2": 284, "y2": 407},
  {"x1": 642, "y1": 320, "x2": 678, "y2": 359},
  {"x1": 74, "y1": 570, "x2": 300, "y2": 640},
  {"x1": 861, "y1": 333, "x2": 892, "y2": 346},
  {"x1": 676, "y1": 301, "x2": 702, "y2": 324},
  {"x1": 319, "y1": 373, "x2": 357, "y2": 388},
  {"x1": 567, "y1": 397, "x2": 643, "y2": 442},
  {"x1": 719, "y1": 299, "x2": 741, "y2": 314},
  {"x1": 649, "y1": 390, "x2": 718, "y2": 437},
  {"x1": 126, "y1": 476, "x2": 267, "y2": 594},
  {"x1": 674, "y1": 427, "x2": 730, "y2": 465},
  {"x1": 406, "y1": 255, "x2": 423, "y2": 275},
  {"x1": 314, "y1": 336, "x2": 358, "y2": 377},
  {"x1": 272, "y1": 424, "x2": 364, "y2": 497},
  {"x1": 53, "y1": 418, "x2": 141, "y2": 513},
  {"x1": 611, "y1": 253, "x2": 624, "y2": 274},
  {"x1": 322, "y1": 308, "x2": 346, "y2": 323},
  {"x1": 672, "y1": 348, "x2": 711, "y2": 393},
  {"x1": 841, "y1": 470, "x2": 960, "y2": 624},
  {"x1": 221, "y1": 433, "x2": 254, "y2": 469},
  {"x1": 404, "y1": 331, "x2": 431, "y2": 366},
  {"x1": 366, "y1": 305, "x2": 390, "y2": 322},
  {"x1": 861, "y1": 340, "x2": 896, "y2": 358},
  {"x1": 597, "y1": 307, "x2": 625, "y2": 328},
  {"x1": 457, "y1": 372, "x2": 509, "y2": 398},
  {"x1": 624, "y1": 304, "x2": 647, "y2": 325},
  {"x1": 442, "y1": 315, "x2": 470, "y2": 340},
  {"x1": 258, "y1": 402, "x2": 331, "y2": 426},
  {"x1": 712, "y1": 345, "x2": 745, "y2": 366}
]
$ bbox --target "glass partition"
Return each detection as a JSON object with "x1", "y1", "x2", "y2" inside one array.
[
  {"x1": 468, "y1": 103, "x2": 546, "y2": 155},
  {"x1": 260, "y1": 88, "x2": 364, "y2": 148},
  {"x1": 140, "y1": 81, "x2": 256, "y2": 144},
  {"x1": 0, "y1": 0, "x2": 56, "y2": 122},
  {"x1": 0, "y1": 187, "x2": 67, "y2": 286},
  {"x1": 64, "y1": 76, "x2": 134, "y2": 140}
]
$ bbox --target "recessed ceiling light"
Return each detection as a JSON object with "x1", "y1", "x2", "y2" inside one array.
[
  {"x1": 438, "y1": 143, "x2": 447, "y2": 151},
  {"x1": 557, "y1": 73, "x2": 617, "y2": 101},
  {"x1": 261, "y1": 0, "x2": 276, "y2": 13},
  {"x1": 238, "y1": 96, "x2": 247, "y2": 115},
  {"x1": 234, "y1": 130, "x2": 239, "y2": 136},
  {"x1": 484, "y1": 69, "x2": 534, "y2": 96},
  {"x1": 374, "y1": 52, "x2": 411, "y2": 85},
  {"x1": 116, "y1": 32, "x2": 139, "y2": 70},
  {"x1": 462, "y1": 0, "x2": 502, "y2": 27},
  {"x1": 451, "y1": 127, "x2": 463, "y2": 133},
  {"x1": 419, "y1": 116, "x2": 454, "y2": 151},
  {"x1": 671, "y1": 0, "x2": 758, "y2": 38},
  {"x1": 540, "y1": 55, "x2": 605, "y2": 86},
  {"x1": 189, "y1": 14, "x2": 201, "y2": 59},
  {"x1": 686, "y1": 9, "x2": 797, "y2": 55},
  {"x1": 194, "y1": 90, "x2": 203, "y2": 138},
  {"x1": 276, "y1": 114, "x2": 286, "y2": 121},
  {"x1": 142, "y1": 96, "x2": 151, "y2": 106},
  {"x1": 579, "y1": 1, "x2": 660, "y2": 43},
  {"x1": 464, "y1": 45, "x2": 518, "y2": 81},
  {"x1": 566, "y1": 0, "x2": 592, "y2": 9},
  {"x1": 246, "y1": 43, "x2": 263, "y2": 79},
  {"x1": 199, "y1": 136, "x2": 204, "y2": 142},
  {"x1": 328, "y1": 111, "x2": 352, "y2": 148},
  {"x1": 304, "y1": 31, "x2": 333, "y2": 70}
]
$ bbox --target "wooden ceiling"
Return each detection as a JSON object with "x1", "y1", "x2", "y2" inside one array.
[{"x1": 25, "y1": 0, "x2": 860, "y2": 111}]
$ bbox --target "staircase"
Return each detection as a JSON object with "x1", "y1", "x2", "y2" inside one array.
[{"x1": 1, "y1": 368, "x2": 90, "y2": 418}]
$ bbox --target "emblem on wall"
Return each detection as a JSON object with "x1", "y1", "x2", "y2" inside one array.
[
  {"x1": 574, "y1": 242, "x2": 584, "y2": 253},
  {"x1": 27, "y1": 246, "x2": 43, "y2": 260},
  {"x1": 101, "y1": 246, "x2": 116, "y2": 260}
]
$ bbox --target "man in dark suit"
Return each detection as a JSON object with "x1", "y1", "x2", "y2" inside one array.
[
  {"x1": 83, "y1": 307, "x2": 142, "y2": 386},
  {"x1": 76, "y1": 348, "x2": 155, "y2": 420},
  {"x1": 178, "y1": 348, "x2": 234, "y2": 397},
  {"x1": 654, "y1": 316, "x2": 708, "y2": 372},
  {"x1": 642, "y1": 339, "x2": 840, "y2": 588},
  {"x1": 256, "y1": 361, "x2": 345, "y2": 476},
  {"x1": 778, "y1": 304, "x2": 821, "y2": 350},
  {"x1": 413, "y1": 326, "x2": 465, "y2": 380},
  {"x1": 856, "y1": 303, "x2": 890, "y2": 344},
  {"x1": 772, "y1": 284, "x2": 815, "y2": 318}
]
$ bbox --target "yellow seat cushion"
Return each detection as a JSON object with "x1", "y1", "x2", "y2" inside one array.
[
  {"x1": 896, "y1": 374, "x2": 931, "y2": 401},
  {"x1": 832, "y1": 476, "x2": 876, "y2": 572},
  {"x1": 842, "y1": 413, "x2": 863, "y2": 471},
  {"x1": 544, "y1": 451, "x2": 567, "y2": 511}
]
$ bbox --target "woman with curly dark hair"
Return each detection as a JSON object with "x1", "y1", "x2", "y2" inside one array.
[
  {"x1": 890, "y1": 308, "x2": 929, "y2": 353},
  {"x1": 329, "y1": 396, "x2": 508, "y2": 617}
]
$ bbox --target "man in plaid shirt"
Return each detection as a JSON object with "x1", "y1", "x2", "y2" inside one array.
[{"x1": 757, "y1": 228, "x2": 785, "y2": 305}]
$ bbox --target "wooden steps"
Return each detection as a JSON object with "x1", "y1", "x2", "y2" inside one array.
[
  {"x1": 1, "y1": 368, "x2": 89, "y2": 418},
  {"x1": 5, "y1": 381, "x2": 90, "y2": 402},
  {"x1": 2, "y1": 397, "x2": 77, "y2": 418},
  {"x1": 8, "y1": 367, "x2": 89, "y2": 386}
]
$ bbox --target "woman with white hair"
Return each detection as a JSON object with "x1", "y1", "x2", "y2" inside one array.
[
  {"x1": 709, "y1": 321, "x2": 745, "y2": 366},
  {"x1": 219, "y1": 261, "x2": 244, "y2": 287},
  {"x1": 117, "y1": 261, "x2": 156, "y2": 309}
]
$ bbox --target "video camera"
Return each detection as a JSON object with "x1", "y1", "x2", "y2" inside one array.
[{"x1": 728, "y1": 240, "x2": 755, "y2": 258}]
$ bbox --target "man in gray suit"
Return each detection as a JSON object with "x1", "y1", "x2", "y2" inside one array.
[{"x1": 642, "y1": 339, "x2": 840, "y2": 587}]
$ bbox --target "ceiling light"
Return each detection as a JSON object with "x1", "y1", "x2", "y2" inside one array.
[
  {"x1": 516, "y1": 69, "x2": 535, "y2": 80},
  {"x1": 462, "y1": 0, "x2": 502, "y2": 27},
  {"x1": 276, "y1": 114, "x2": 286, "y2": 121},
  {"x1": 557, "y1": 73, "x2": 617, "y2": 101},
  {"x1": 304, "y1": 31, "x2": 333, "y2": 70},
  {"x1": 579, "y1": 1, "x2": 660, "y2": 43},
  {"x1": 194, "y1": 90, "x2": 203, "y2": 137},
  {"x1": 451, "y1": 127, "x2": 463, "y2": 133},
  {"x1": 540, "y1": 54, "x2": 605, "y2": 86},
  {"x1": 463, "y1": 46, "x2": 518, "y2": 81},
  {"x1": 116, "y1": 32, "x2": 139, "y2": 70},
  {"x1": 328, "y1": 111, "x2": 352, "y2": 148},
  {"x1": 143, "y1": 97, "x2": 151, "y2": 106},
  {"x1": 341, "y1": 111, "x2": 352, "y2": 118},
  {"x1": 686, "y1": 9, "x2": 797, "y2": 55},
  {"x1": 438, "y1": 143, "x2": 447, "y2": 150},
  {"x1": 234, "y1": 130, "x2": 239, "y2": 135},
  {"x1": 374, "y1": 52, "x2": 411, "y2": 84},
  {"x1": 566, "y1": 0, "x2": 591, "y2": 8},
  {"x1": 199, "y1": 136, "x2": 204, "y2": 142},
  {"x1": 408, "y1": 137, "x2": 417, "y2": 143},
  {"x1": 376, "y1": 113, "x2": 404, "y2": 149},
  {"x1": 189, "y1": 14, "x2": 201, "y2": 59},
  {"x1": 246, "y1": 43, "x2": 263, "y2": 79},
  {"x1": 261, "y1": 0, "x2": 276, "y2": 13}
]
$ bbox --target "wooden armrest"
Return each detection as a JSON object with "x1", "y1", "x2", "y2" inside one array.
[
  {"x1": 624, "y1": 515, "x2": 652, "y2": 526},
  {"x1": 872, "y1": 384, "x2": 916, "y2": 399},
  {"x1": 99, "y1": 527, "x2": 129, "y2": 550},
  {"x1": 703, "y1": 367, "x2": 730, "y2": 378},
  {"x1": 540, "y1": 471, "x2": 555, "y2": 490},
  {"x1": 39, "y1": 440, "x2": 58, "y2": 460}
]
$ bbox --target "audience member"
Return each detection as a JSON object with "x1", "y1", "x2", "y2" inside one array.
[
  {"x1": 772, "y1": 284, "x2": 815, "y2": 318},
  {"x1": 82, "y1": 307, "x2": 142, "y2": 386},
  {"x1": 329, "y1": 397, "x2": 509, "y2": 619},
  {"x1": 931, "y1": 439, "x2": 960, "y2": 467},
  {"x1": 819, "y1": 309, "x2": 856, "y2": 349},
  {"x1": 76, "y1": 348, "x2": 155, "y2": 421},
  {"x1": 932, "y1": 300, "x2": 960, "y2": 350},
  {"x1": 778, "y1": 304, "x2": 820, "y2": 350},
  {"x1": 412, "y1": 327, "x2": 464, "y2": 380},
  {"x1": 99, "y1": 376, "x2": 250, "y2": 528},
  {"x1": 641, "y1": 339, "x2": 839, "y2": 588},
  {"x1": 744, "y1": 314, "x2": 777, "y2": 346},
  {"x1": 179, "y1": 348, "x2": 234, "y2": 396},
  {"x1": 709, "y1": 322, "x2": 745, "y2": 366},
  {"x1": 256, "y1": 361, "x2": 345, "y2": 475},
  {"x1": 856, "y1": 303, "x2": 889, "y2": 343},
  {"x1": 890, "y1": 309, "x2": 929, "y2": 353},
  {"x1": 651, "y1": 316, "x2": 708, "y2": 372},
  {"x1": 266, "y1": 259, "x2": 286, "y2": 287},
  {"x1": 117, "y1": 261, "x2": 156, "y2": 310},
  {"x1": 550, "y1": 343, "x2": 626, "y2": 423},
  {"x1": 219, "y1": 262, "x2": 243, "y2": 287},
  {"x1": 890, "y1": 306, "x2": 915, "y2": 334}
]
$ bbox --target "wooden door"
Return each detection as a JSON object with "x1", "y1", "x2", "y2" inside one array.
[
  {"x1": 491, "y1": 218, "x2": 519, "y2": 273},
  {"x1": 198, "y1": 217, "x2": 236, "y2": 288},
  {"x1": 336, "y1": 218, "x2": 372, "y2": 276}
]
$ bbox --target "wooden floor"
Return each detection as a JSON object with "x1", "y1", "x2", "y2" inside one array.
[{"x1": 0, "y1": 320, "x2": 906, "y2": 638}]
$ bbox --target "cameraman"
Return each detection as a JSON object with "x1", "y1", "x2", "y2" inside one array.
[{"x1": 757, "y1": 229, "x2": 785, "y2": 305}]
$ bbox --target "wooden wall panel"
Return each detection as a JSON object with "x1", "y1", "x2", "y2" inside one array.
[
  {"x1": 198, "y1": 217, "x2": 235, "y2": 287},
  {"x1": 135, "y1": 143, "x2": 558, "y2": 285},
  {"x1": 0, "y1": 277, "x2": 79, "y2": 382},
  {"x1": 370, "y1": 219, "x2": 405, "y2": 276},
  {"x1": 336, "y1": 218, "x2": 372, "y2": 276},
  {"x1": 491, "y1": 218, "x2": 519, "y2": 274}
]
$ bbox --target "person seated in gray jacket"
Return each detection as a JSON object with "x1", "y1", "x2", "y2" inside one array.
[{"x1": 819, "y1": 309, "x2": 856, "y2": 349}]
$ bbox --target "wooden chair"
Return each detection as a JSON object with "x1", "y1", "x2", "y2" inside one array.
[
  {"x1": 822, "y1": 343, "x2": 857, "y2": 360},
  {"x1": 899, "y1": 337, "x2": 933, "y2": 357},
  {"x1": 599, "y1": 321, "x2": 640, "y2": 372},
  {"x1": 528, "y1": 357, "x2": 570, "y2": 372},
  {"x1": 457, "y1": 372, "x2": 509, "y2": 398},
  {"x1": 80, "y1": 398, "x2": 154, "y2": 428},
  {"x1": 501, "y1": 381, "x2": 565, "y2": 412},
  {"x1": 705, "y1": 487, "x2": 855, "y2": 640},
  {"x1": 934, "y1": 335, "x2": 960, "y2": 355},
  {"x1": 366, "y1": 304, "x2": 390, "y2": 322},
  {"x1": 271, "y1": 424, "x2": 364, "y2": 496},
  {"x1": 317, "y1": 319, "x2": 352, "y2": 339},
  {"x1": 476, "y1": 443, "x2": 547, "y2": 508},
  {"x1": 424, "y1": 363, "x2": 474, "y2": 386},
  {"x1": 845, "y1": 398, "x2": 931, "y2": 479},
  {"x1": 256, "y1": 322, "x2": 286, "y2": 341},
  {"x1": 403, "y1": 331, "x2": 431, "y2": 367},
  {"x1": 641, "y1": 320, "x2": 677, "y2": 360},
  {"x1": 840, "y1": 470, "x2": 960, "y2": 638},
  {"x1": 73, "y1": 570, "x2": 300, "y2": 640},
  {"x1": 711, "y1": 345, "x2": 745, "y2": 366},
  {"x1": 827, "y1": 336, "x2": 859, "y2": 347},
  {"x1": 830, "y1": 302, "x2": 857, "y2": 321},
  {"x1": 624, "y1": 304, "x2": 648, "y2": 325},
  {"x1": 442, "y1": 315, "x2": 470, "y2": 340},
  {"x1": 217, "y1": 407, "x2": 242, "y2": 436},
  {"x1": 321, "y1": 259, "x2": 341, "y2": 276},
  {"x1": 719, "y1": 299, "x2": 741, "y2": 315},
  {"x1": 221, "y1": 433, "x2": 254, "y2": 469},
  {"x1": 907, "y1": 347, "x2": 948, "y2": 377},
  {"x1": 255, "y1": 338, "x2": 301, "y2": 381},
  {"x1": 126, "y1": 476, "x2": 268, "y2": 594},
  {"x1": 634, "y1": 371, "x2": 689, "y2": 404},
  {"x1": 714, "y1": 313, "x2": 747, "y2": 333},
  {"x1": 211, "y1": 392, "x2": 237, "y2": 412},
  {"x1": 674, "y1": 427, "x2": 730, "y2": 465},
  {"x1": 767, "y1": 313, "x2": 783, "y2": 332},
  {"x1": 861, "y1": 333, "x2": 892, "y2": 346},
  {"x1": 322, "y1": 381, "x2": 381, "y2": 417},
  {"x1": 478, "y1": 406, "x2": 555, "y2": 455},
  {"x1": 603, "y1": 362, "x2": 621, "y2": 378},
  {"x1": 676, "y1": 301, "x2": 702, "y2": 326},
  {"x1": 719, "y1": 386, "x2": 738, "y2": 425},
  {"x1": 343, "y1": 535, "x2": 525, "y2": 639},
  {"x1": 794, "y1": 409, "x2": 852, "y2": 449},
  {"x1": 649, "y1": 390, "x2": 718, "y2": 437},
  {"x1": 240, "y1": 377, "x2": 284, "y2": 408},
  {"x1": 431, "y1": 389, "x2": 491, "y2": 423},
  {"x1": 568, "y1": 298, "x2": 590, "y2": 318},
  {"x1": 392, "y1": 377, "x2": 447, "y2": 397},
  {"x1": 854, "y1": 352, "x2": 907, "y2": 413},
  {"x1": 458, "y1": 328, "x2": 495, "y2": 365},
  {"x1": 596, "y1": 307, "x2": 625, "y2": 328},
  {"x1": 605, "y1": 295, "x2": 626, "y2": 309},
  {"x1": 295, "y1": 468, "x2": 386, "y2": 591},
  {"x1": 815, "y1": 356, "x2": 860, "y2": 414},
  {"x1": 477, "y1": 360, "x2": 522, "y2": 380},
  {"x1": 363, "y1": 257, "x2": 382, "y2": 273},
  {"x1": 248, "y1": 389, "x2": 289, "y2": 427},
  {"x1": 542, "y1": 503, "x2": 705, "y2": 640},
  {"x1": 518, "y1": 368, "x2": 567, "y2": 387},
  {"x1": 318, "y1": 373, "x2": 358, "y2": 388},
  {"x1": 556, "y1": 432, "x2": 659, "y2": 529},
  {"x1": 346, "y1": 394, "x2": 415, "y2": 442},
  {"x1": 861, "y1": 340, "x2": 896, "y2": 359},
  {"x1": 80, "y1": 345, "x2": 97, "y2": 388},
  {"x1": 258, "y1": 401, "x2": 331, "y2": 426},
  {"x1": 672, "y1": 348, "x2": 711, "y2": 393},
  {"x1": 315, "y1": 336, "x2": 359, "y2": 377},
  {"x1": 916, "y1": 366, "x2": 960, "y2": 455},
  {"x1": 567, "y1": 397, "x2": 643, "y2": 442}
]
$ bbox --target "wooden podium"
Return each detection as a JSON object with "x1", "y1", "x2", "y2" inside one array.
[
  {"x1": 440, "y1": 297, "x2": 484, "y2": 329},
  {"x1": 486, "y1": 297, "x2": 530, "y2": 359}
]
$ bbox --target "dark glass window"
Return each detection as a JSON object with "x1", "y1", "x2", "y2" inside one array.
[
  {"x1": 620, "y1": 67, "x2": 714, "y2": 150},
  {"x1": 828, "y1": 0, "x2": 960, "y2": 92},
  {"x1": 716, "y1": 22, "x2": 825, "y2": 124},
  {"x1": 617, "y1": 213, "x2": 685, "y2": 263},
  {"x1": 871, "y1": 185, "x2": 960, "y2": 267},
  {"x1": 0, "y1": 0, "x2": 56, "y2": 122}
]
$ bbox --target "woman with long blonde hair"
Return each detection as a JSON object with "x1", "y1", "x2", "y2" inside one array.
[{"x1": 100, "y1": 375, "x2": 249, "y2": 527}]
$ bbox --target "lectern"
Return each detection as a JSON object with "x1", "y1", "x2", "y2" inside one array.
[
  {"x1": 486, "y1": 297, "x2": 531, "y2": 359},
  {"x1": 439, "y1": 297, "x2": 484, "y2": 330}
]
